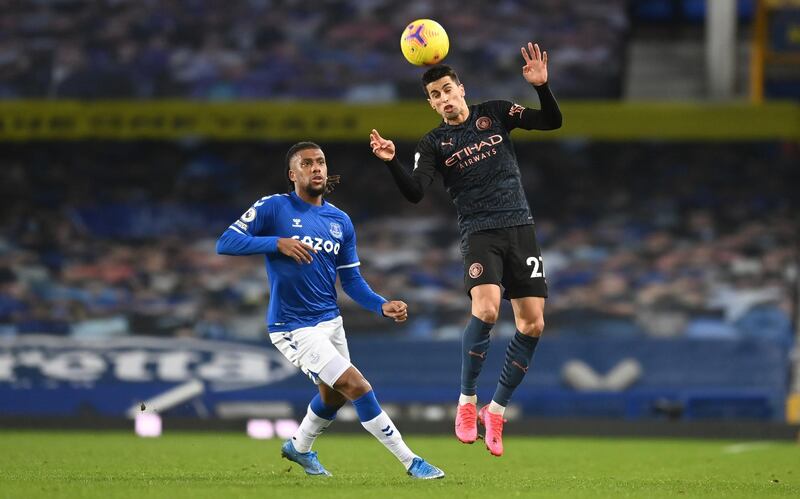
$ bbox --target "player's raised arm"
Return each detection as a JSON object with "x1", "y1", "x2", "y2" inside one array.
[
  {"x1": 369, "y1": 129, "x2": 435, "y2": 204},
  {"x1": 513, "y1": 42, "x2": 562, "y2": 131},
  {"x1": 369, "y1": 129, "x2": 396, "y2": 161},
  {"x1": 521, "y1": 42, "x2": 548, "y2": 86}
]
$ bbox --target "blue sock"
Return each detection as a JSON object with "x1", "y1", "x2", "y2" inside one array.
[
  {"x1": 492, "y1": 331, "x2": 539, "y2": 406},
  {"x1": 460, "y1": 316, "x2": 494, "y2": 396},
  {"x1": 309, "y1": 393, "x2": 339, "y2": 421},
  {"x1": 352, "y1": 390, "x2": 382, "y2": 422}
]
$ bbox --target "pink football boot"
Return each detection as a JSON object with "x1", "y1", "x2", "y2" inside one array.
[
  {"x1": 478, "y1": 405, "x2": 506, "y2": 456},
  {"x1": 455, "y1": 402, "x2": 478, "y2": 443}
]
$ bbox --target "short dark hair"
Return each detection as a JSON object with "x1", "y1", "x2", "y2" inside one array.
[
  {"x1": 285, "y1": 141, "x2": 321, "y2": 191},
  {"x1": 421, "y1": 65, "x2": 461, "y2": 96}
]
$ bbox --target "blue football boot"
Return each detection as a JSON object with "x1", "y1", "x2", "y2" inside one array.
[
  {"x1": 281, "y1": 439, "x2": 332, "y2": 477},
  {"x1": 406, "y1": 457, "x2": 445, "y2": 479}
]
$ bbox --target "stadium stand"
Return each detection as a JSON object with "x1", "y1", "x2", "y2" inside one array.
[
  {"x1": 0, "y1": 141, "x2": 795, "y2": 348},
  {"x1": 0, "y1": 0, "x2": 628, "y2": 100}
]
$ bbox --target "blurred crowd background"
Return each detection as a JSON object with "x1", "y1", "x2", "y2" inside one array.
[
  {"x1": 0, "y1": 0, "x2": 628, "y2": 100},
  {"x1": 1, "y1": 140, "x2": 796, "y2": 347}
]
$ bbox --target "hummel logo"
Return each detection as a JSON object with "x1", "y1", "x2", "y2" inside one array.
[
  {"x1": 292, "y1": 218, "x2": 303, "y2": 228},
  {"x1": 468, "y1": 350, "x2": 487, "y2": 360},
  {"x1": 380, "y1": 425, "x2": 394, "y2": 437},
  {"x1": 511, "y1": 360, "x2": 528, "y2": 373}
]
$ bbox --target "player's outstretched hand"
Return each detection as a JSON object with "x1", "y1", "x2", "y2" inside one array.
[
  {"x1": 521, "y1": 42, "x2": 548, "y2": 86},
  {"x1": 370, "y1": 129, "x2": 396, "y2": 161},
  {"x1": 382, "y1": 300, "x2": 408, "y2": 323},
  {"x1": 277, "y1": 237, "x2": 316, "y2": 264}
]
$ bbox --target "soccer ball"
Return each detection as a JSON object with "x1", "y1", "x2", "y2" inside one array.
[{"x1": 400, "y1": 19, "x2": 449, "y2": 66}]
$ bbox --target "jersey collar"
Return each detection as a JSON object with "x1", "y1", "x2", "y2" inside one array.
[{"x1": 290, "y1": 191, "x2": 326, "y2": 208}]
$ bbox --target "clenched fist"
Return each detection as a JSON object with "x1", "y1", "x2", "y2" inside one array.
[{"x1": 382, "y1": 300, "x2": 408, "y2": 322}]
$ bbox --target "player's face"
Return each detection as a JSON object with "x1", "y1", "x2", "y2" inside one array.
[
  {"x1": 426, "y1": 76, "x2": 467, "y2": 124},
  {"x1": 289, "y1": 148, "x2": 327, "y2": 197}
]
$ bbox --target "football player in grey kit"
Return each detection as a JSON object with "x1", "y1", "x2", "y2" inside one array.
[{"x1": 370, "y1": 42, "x2": 562, "y2": 456}]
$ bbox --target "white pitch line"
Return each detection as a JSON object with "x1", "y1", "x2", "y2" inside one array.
[
  {"x1": 722, "y1": 442, "x2": 774, "y2": 454},
  {"x1": 126, "y1": 379, "x2": 205, "y2": 418}
]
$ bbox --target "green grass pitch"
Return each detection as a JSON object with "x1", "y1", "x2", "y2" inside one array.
[{"x1": 1, "y1": 430, "x2": 798, "y2": 498}]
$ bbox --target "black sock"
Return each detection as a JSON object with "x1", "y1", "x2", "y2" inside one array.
[
  {"x1": 460, "y1": 316, "x2": 493, "y2": 396},
  {"x1": 492, "y1": 331, "x2": 539, "y2": 406}
]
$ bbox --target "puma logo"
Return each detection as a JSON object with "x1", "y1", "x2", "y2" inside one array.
[
  {"x1": 468, "y1": 350, "x2": 486, "y2": 359},
  {"x1": 511, "y1": 360, "x2": 528, "y2": 373}
]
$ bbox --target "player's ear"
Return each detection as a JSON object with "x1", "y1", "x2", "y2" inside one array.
[
  {"x1": 459, "y1": 84, "x2": 465, "y2": 97},
  {"x1": 427, "y1": 97, "x2": 435, "y2": 109}
]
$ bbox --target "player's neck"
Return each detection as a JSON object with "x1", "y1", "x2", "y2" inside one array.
[
  {"x1": 445, "y1": 108, "x2": 470, "y2": 126},
  {"x1": 294, "y1": 189, "x2": 324, "y2": 206}
]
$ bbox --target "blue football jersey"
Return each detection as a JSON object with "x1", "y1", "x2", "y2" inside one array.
[{"x1": 226, "y1": 192, "x2": 360, "y2": 333}]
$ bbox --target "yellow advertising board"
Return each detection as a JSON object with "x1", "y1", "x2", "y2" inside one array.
[{"x1": 0, "y1": 101, "x2": 797, "y2": 141}]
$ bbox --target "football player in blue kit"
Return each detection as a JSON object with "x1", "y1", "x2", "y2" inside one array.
[{"x1": 216, "y1": 142, "x2": 444, "y2": 479}]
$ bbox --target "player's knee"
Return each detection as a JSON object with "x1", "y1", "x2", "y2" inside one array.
[
  {"x1": 345, "y1": 376, "x2": 372, "y2": 399},
  {"x1": 334, "y1": 371, "x2": 372, "y2": 400},
  {"x1": 518, "y1": 316, "x2": 545, "y2": 337},
  {"x1": 473, "y1": 305, "x2": 500, "y2": 324}
]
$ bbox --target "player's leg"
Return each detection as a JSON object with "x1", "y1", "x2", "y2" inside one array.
[
  {"x1": 464, "y1": 284, "x2": 502, "y2": 399},
  {"x1": 290, "y1": 383, "x2": 346, "y2": 454},
  {"x1": 289, "y1": 317, "x2": 351, "y2": 454},
  {"x1": 490, "y1": 296, "x2": 544, "y2": 415},
  {"x1": 290, "y1": 317, "x2": 442, "y2": 478},
  {"x1": 458, "y1": 230, "x2": 504, "y2": 443},
  {"x1": 455, "y1": 283, "x2": 500, "y2": 443},
  {"x1": 332, "y1": 366, "x2": 444, "y2": 478},
  {"x1": 480, "y1": 297, "x2": 543, "y2": 454},
  {"x1": 321, "y1": 316, "x2": 413, "y2": 464},
  {"x1": 270, "y1": 319, "x2": 350, "y2": 476},
  {"x1": 480, "y1": 225, "x2": 547, "y2": 456}
]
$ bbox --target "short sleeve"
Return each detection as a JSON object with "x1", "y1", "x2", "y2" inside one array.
[
  {"x1": 485, "y1": 99, "x2": 526, "y2": 132},
  {"x1": 335, "y1": 216, "x2": 360, "y2": 270},
  {"x1": 229, "y1": 194, "x2": 280, "y2": 236}
]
